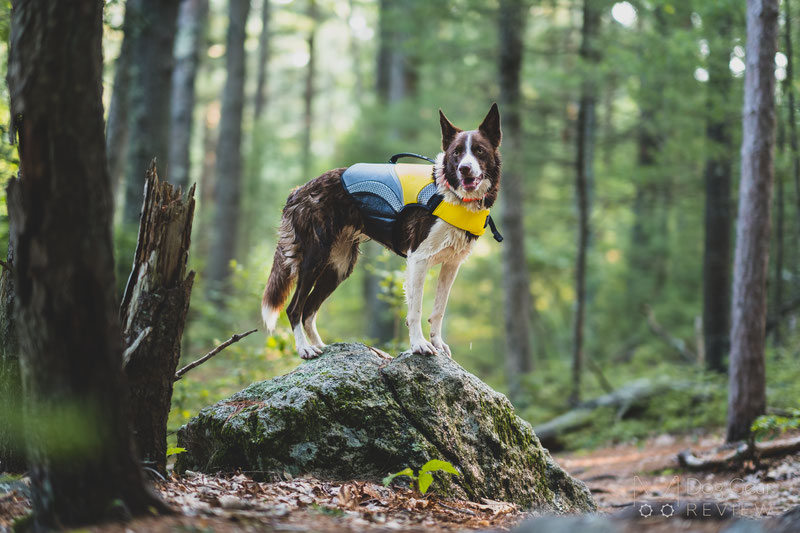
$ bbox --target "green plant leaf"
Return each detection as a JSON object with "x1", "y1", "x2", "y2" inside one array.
[
  {"x1": 382, "y1": 467, "x2": 415, "y2": 486},
  {"x1": 420, "y1": 459, "x2": 459, "y2": 476},
  {"x1": 418, "y1": 472, "x2": 434, "y2": 494},
  {"x1": 166, "y1": 446, "x2": 187, "y2": 457}
]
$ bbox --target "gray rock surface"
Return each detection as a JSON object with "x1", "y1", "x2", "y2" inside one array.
[{"x1": 176, "y1": 343, "x2": 595, "y2": 512}]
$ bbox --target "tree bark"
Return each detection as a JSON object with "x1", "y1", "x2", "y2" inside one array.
[
  {"x1": 499, "y1": 0, "x2": 532, "y2": 402},
  {"x1": 777, "y1": 0, "x2": 798, "y2": 343},
  {"x1": 254, "y1": 0, "x2": 271, "y2": 120},
  {"x1": 727, "y1": 0, "x2": 778, "y2": 443},
  {"x1": 123, "y1": 0, "x2": 181, "y2": 225},
  {"x1": 702, "y1": 10, "x2": 734, "y2": 373},
  {"x1": 301, "y1": 0, "x2": 317, "y2": 181},
  {"x1": 363, "y1": 0, "x2": 418, "y2": 346},
  {"x1": 0, "y1": 206, "x2": 23, "y2": 473},
  {"x1": 169, "y1": 0, "x2": 209, "y2": 191},
  {"x1": 7, "y1": 0, "x2": 167, "y2": 526},
  {"x1": 571, "y1": 0, "x2": 600, "y2": 405},
  {"x1": 206, "y1": 0, "x2": 251, "y2": 290},
  {"x1": 629, "y1": 9, "x2": 671, "y2": 308},
  {"x1": 106, "y1": 5, "x2": 132, "y2": 200},
  {"x1": 121, "y1": 163, "x2": 195, "y2": 476},
  {"x1": 789, "y1": 0, "x2": 800, "y2": 261}
]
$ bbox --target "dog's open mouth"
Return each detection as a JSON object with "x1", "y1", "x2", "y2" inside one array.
[{"x1": 461, "y1": 176, "x2": 481, "y2": 191}]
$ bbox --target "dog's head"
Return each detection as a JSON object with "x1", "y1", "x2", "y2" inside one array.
[{"x1": 435, "y1": 103, "x2": 502, "y2": 208}]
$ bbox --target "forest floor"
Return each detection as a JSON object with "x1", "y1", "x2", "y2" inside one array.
[{"x1": 1, "y1": 432, "x2": 798, "y2": 532}]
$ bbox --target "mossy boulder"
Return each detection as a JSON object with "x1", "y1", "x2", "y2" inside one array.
[{"x1": 176, "y1": 343, "x2": 595, "y2": 512}]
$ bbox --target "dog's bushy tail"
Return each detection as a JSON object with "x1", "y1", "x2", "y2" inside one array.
[{"x1": 261, "y1": 218, "x2": 299, "y2": 332}]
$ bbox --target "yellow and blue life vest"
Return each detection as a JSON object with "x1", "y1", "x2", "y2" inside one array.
[{"x1": 341, "y1": 158, "x2": 501, "y2": 256}]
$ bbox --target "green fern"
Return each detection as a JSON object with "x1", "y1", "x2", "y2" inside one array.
[{"x1": 382, "y1": 459, "x2": 460, "y2": 495}]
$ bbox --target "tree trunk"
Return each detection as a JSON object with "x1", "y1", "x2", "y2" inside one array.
[
  {"x1": 781, "y1": 0, "x2": 800, "y2": 339},
  {"x1": 0, "y1": 214, "x2": 23, "y2": 473},
  {"x1": 301, "y1": 0, "x2": 317, "y2": 181},
  {"x1": 629, "y1": 10, "x2": 671, "y2": 309},
  {"x1": 7, "y1": 0, "x2": 167, "y2": 526},
  {"x1": 123, "y1": 0, "x2": 180, "y2": 225},
  {"x1": 702, "y1": 10, "x2": 734, "y2": 373},
  {"x1": 571, "y1": 0, "x2": 600, "y2": 405},
  {"x1": 254, "y1": 0, "x2": 271, "y2": 120},
  {"x1": 169, "y1": 0, "x2": 209, "y2": 191},
  {"x1": 363, "y1": 0, "x2": 417, "y2": 346},
  {"x1": 121, "y1": 163, "x2": 195, "y2": 476},
  {"x1": 206, "y1": 0, "x2": 251, "y2": 290},
  {"x1": 106, "y1": 5, "x2": 132, "y2": 200},
  {"x1": 727, "y1": 0, "x2": 778, "y2": 443},
  {"x1": 499, "y1": 0, "x2": 532, "y2": 402}
]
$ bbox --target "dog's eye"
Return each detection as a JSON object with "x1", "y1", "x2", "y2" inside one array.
[
  {"x1": 453, "y1": 148, "x2": 461, "y2": 156},
  {"x1": 474, "y1": 146, "x2": 484, "y2": 155}
]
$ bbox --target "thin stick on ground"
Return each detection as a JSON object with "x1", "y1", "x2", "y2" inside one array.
[{"x1": 174, "y1": 328, "x2": 258, "y2": 381}]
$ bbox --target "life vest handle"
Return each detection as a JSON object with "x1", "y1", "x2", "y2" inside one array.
[
  {"x1": 485, "y1": 215, "x2": 504, "y2": 243},
  {"x1": 389, "y1": 152, "x2": 436, "y2": 164}
]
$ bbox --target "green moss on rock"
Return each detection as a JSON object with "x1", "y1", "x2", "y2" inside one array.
[{"x1": 176, "y1": 343, "x2": 595, "y2": 512}]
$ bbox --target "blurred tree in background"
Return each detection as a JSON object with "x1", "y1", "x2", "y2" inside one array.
[{"x1": 1, "y1": 0, "x2": 799, "y2": 452}]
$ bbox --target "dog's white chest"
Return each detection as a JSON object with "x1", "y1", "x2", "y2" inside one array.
[{"x1": 410, "y1": 218, "x2": 475, "y2": 265}]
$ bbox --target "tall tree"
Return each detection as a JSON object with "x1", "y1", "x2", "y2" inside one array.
[
  {"x1": 780, "y1": 0, "x2": 800, "y2": 339},
  {"x1": 123, "y1": 0, "x2": 181, "y2": 225},
  {"x1": 169, "y1": 0, "x2": 209, "y2": 191},
  {"x1": 106, "y1": 5, "x2": 133, "y2": 198},
  {"x1": 7, "y1": 0, "x2": 166, "y2": 526},
  {"x1": 206, "y1": 0, "x2": 252, "y2": 289},
  {"x1": 301, "y1": 0, "x2": 318, "y2": 181},
  {"x1": 498, "y1": 0, "x2": 531, "y2": 401},
  {"x1": 254, "y1": 0, "x2": 271, "y2": 120},
  {"x1": 571, "y1": 0, "x2": 601, "y2": 404},
  {"x1": 702, "y1": 8, "x2": 735, "y2": 372},
  {"x1": 629, "y1": 8, "x2": 671, "y2": 307},
  {"x1": 0, "y1": 224, "x2": 23, "y2": 472},
  {"x1": 362, "y1": 0, "x2": 419, "y2": 346},
  {"x1": 727, "y1": 0, "x2": 779, "y2": 443}
]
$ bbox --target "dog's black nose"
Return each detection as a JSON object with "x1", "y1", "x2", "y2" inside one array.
[{"x1": 459, "y1": 165, "x2": 471, "y2": 176}]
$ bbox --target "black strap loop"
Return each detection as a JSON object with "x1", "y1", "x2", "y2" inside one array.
[
  {"x1": 485, "y1": 215, "x2": 503, "y2": 242},
  {"x1": 389, "y1": 152, "x2": 435, "y2": 164}
]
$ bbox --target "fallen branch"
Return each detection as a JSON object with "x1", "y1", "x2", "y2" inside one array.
[
  {"x1": 643, "y1": 304, "x2": 697, "y2": 363},
  {"x1": 677, "y1": 435, "x2": 800, "y2": 471},
  {"x1": 174, "y1": 328, "x2": 258, "y2": 381},
  {"x1": 0, "y1": 260, "x2": 12, "y2": 273},
  {"x1": 533, "y1": 379, "x2": 690, "y2": 450}
]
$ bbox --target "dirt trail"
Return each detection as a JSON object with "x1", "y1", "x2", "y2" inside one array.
[{"x1": 556, "y1": 432, "x2": 800, "y2": 519}]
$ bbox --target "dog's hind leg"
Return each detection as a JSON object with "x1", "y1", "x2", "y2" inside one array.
[
  {"x1": 302, "y1": 238, "x2": 360, "y2": 347},
  {"x1": 286, "y1": 246, "x2": 329, "y2": 359}
]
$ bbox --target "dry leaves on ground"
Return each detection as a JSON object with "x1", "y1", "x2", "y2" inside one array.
[{"x1": 153, "y1": 471, "x2": 526, "y2": 532}]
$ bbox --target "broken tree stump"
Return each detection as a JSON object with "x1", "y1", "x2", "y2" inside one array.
[{"x1": 121, "y1": 161, "x2": 196, "y2": 475}]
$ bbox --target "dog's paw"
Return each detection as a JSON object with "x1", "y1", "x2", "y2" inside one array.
[
  {"x1": 432, "y1": 339, "x2": 452, "y2": 357},
  {"x1": 299, "y1": 345, "x2": 323, "y2": 360},
  {"x1": 411, "y1": 339, "x2": 437, "y2": 355}
]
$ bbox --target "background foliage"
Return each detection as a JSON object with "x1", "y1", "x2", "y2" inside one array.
[{"x1": 1, "y1": 0, "x2": 799, "y2": 451}]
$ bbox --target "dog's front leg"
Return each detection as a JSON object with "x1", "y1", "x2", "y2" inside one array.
[
  {"x1": 428, "y1": 261, "x2": 460, "y2": 357},
  {"x1": 405, "y1": 253, "x2": 436, "y2": 355}
]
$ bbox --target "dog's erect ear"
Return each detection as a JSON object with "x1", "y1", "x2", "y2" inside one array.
[
  {"x1": 439, "y1": 109, "x2": 461, "y2": 151},
  {"x1": 478, "y1": 103, "x2": 502, "y2": 148}
]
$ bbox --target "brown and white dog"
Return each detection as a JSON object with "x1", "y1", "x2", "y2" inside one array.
[{"x1": 261, "y1": 104, "x2": 502, "y2": 359}]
